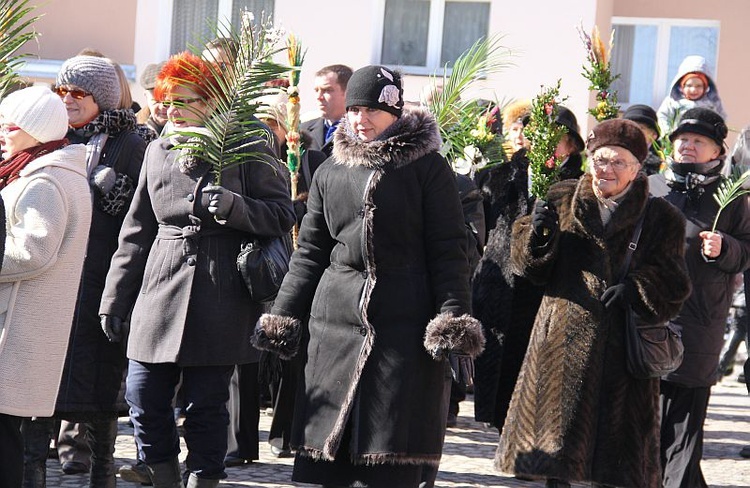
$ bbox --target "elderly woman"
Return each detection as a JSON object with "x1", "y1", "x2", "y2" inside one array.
[
  {"x1": 650, "y1": 107, "x2": 750, "y2": 488},
  {"x1": 253, "y1": 65, "x2": 484, "y2": 488},
  {"x1": 0, "y1": 86, "x2": 92, "y2": 487},
  {"x1": 98, "y1": 51, "x2": 295, "y2": 488},
  {"x1": 496, "y1": 119, "x2": 692, "y2": 488}
]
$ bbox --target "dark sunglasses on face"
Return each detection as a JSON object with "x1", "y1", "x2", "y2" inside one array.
[{"x1": 54, "y1": 86, "x2": 92, "y2": 100}]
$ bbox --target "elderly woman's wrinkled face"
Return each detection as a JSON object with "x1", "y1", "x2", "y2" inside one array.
[
  {"x1": 589, "y1": 146, "x2": 640, "y2": 199},
  {"x1": 346, "y1": 106, "x2": 397, "y2": 141},
  {"x1": 162, "y1": 86, "x2": 211, "y2": 128},
  {"x1": 0, "y1": 119, "x2": 40, "y2": 159},
  {"x1": 672, "y1": 133, "x2": 721, "y2": 163}
]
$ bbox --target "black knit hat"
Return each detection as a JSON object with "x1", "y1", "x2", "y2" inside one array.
[
  {"x1": 669, "y1": 107, "x2": 728, "y2": 155},
  {"x1": 555, "y1": 106, "x2": 585, "y2": 152},
  {"x1": 345, "y1": 65, "x2": 404, "y2": 117},
  {"x1": 622, "y1": 104, "x2": 660, "y2": 137},
  {"x1": 586, "y1": 118, "x2": 649, "y2": 163}
]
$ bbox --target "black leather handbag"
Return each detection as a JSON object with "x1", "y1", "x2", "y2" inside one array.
[
  {"x1": 620, "y1": 198, "x2": 685, "y2": 379},
  {"x1": 235, "y1": 162, "x2": 293, "y2": 303},
  {"x1": 236, "y1": 232, "x2": 293, "y2": 303}
]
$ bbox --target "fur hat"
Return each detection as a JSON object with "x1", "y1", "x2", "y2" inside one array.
[
  {"x1": 345, "y1": 65, "x2": 403, "y2": 117},
  {"x1": 622, "y1": 104, "x2": 660, "y2": 137},
  {"x1": 502, "y1": 99, "x2": 531, "y2": 131},
  {"x1": 139, "y1": 61, "x2": 166, "y2": 91},
  {"x1": 0, "y1": 85, "x2": 69, "y2": 143},
  {"x1": 586, "y1": 118, "x2": 648, "y2": 164},
  {"x1": 669, "y1": 107, "x2": 727, "y2": 155},
  {"x1": 56, "y1": 55, "x2": 121, "y2": 111},
  {"x1": 556, "y1": 106, "x2": 585, "y2": 153}
]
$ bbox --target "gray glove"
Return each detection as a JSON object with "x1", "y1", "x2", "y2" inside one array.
[
  {"x1": 100, "y1": 314, "x2": 126, "y2": 343},
  {"x1": 449, "y1": 351, "x2": 475, "y2": 387},
  {"x1": 203, "y1": 185, "x2": 235, "y2": 219}
]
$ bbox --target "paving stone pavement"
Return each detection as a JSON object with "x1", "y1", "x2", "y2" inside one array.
[{"x1": 45, "y1": 376, "x2": 750, "y2": 487}]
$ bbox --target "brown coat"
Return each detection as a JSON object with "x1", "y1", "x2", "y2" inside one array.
[{"x1": 496, "y1": 173, "x2": 691, "y2": 487}]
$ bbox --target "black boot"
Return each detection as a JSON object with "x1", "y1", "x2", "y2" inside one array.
[
  {"x1": 545, "y1": 479, "x2": 571, "y2": 488},
  {"x1": 146, "y1": 458, "x2": 183, "y2": 488},
  {"x1": 88, "y1": 418, "x2": 118, "y2": 488},
  {"x1": 21, "y1": 417, "x2": 55, "y2": 488}
]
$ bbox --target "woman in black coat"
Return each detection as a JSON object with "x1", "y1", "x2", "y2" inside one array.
[
  {"x1": 253, "y1": 65, "x2": 484, "y2": 488},
  {"x1": 98, "y1": 52, "x2": 295, "y2": 488}
]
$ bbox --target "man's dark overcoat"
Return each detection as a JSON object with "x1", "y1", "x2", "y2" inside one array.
[{"x1": 496, "y1": 173, "x2": 691, "y2": 487}]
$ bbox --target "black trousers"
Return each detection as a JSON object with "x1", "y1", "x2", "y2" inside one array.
[
  {"x1": 226, "y1": 362, "x2": 260, "y2": 461},
  {"x1": 660, "y1": 380, "x2": 711, "y2": 488},
  {"x1": 0, "y1": 414, "x2": 23, "y2": 488}
]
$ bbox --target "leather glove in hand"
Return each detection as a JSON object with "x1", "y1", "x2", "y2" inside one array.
[
  {"x1": 203, "y1": 185, "x2": 235, "y2": 219},
  {"x1": 531, "y1": 199, "x2": 558, "y2": 244},
  {"x1": 601, "y1": 283, "x2": 629, "y2": 309},
  {"x1": 449, "y1": 351, "x2": 475, "y2": 387},
  {"x1": 101, "y1": 314, "x2": 126, "y2": 343}
]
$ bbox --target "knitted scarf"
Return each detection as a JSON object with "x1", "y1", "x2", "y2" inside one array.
[{"x1": 0, "y1": 139, "x2": 69, "y2": 190}]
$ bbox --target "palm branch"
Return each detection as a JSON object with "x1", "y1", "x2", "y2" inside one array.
[
  {"x1": 425, "y1": 34, "x2": 514, "y2": 165},
  {"x1": 0, "y1": 0, "x2": 38, "y2": 98},
  {"x1": 170, "y1": 12, "x2": 290, "y2": 185},
  {"x1": 712, "y1": 166, "x2": 750, "y2": 232}
]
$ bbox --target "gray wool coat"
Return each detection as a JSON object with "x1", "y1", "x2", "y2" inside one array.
[
  {"x1": 496, "y1": 174, "x2": 691, "y2": 487},
  {"x1": 254, "y1": 107, "x2": 485, "y2": 467},
  {"x1": 99, "y1": 137, "x2": 295, "y2": 366}
]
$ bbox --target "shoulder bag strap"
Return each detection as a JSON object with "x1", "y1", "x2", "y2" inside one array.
[{"x1": 618, "y1": 197, "x2": 652, "y2": 284}]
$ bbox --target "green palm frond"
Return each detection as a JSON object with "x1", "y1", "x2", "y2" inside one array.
[
  {"x1": 0, "y1": 0, "x2": 38, "y2": 99},
  {"x1": 171, "y1": 12, "x2": 290, "y2": 184},
  {"x1": 425, "y1": 34, "x2": 514, "y2": 164},
  {"x1": 712, "y1": 166, "x2": 750, "y2": 232}
]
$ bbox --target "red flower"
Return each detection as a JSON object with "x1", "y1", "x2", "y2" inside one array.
[
  {"x1": 545, "y1": 156, "x2": 556, "y2": 169},
  {"x1": 544, "y1": 103, "x2": 554, "y2": 115}
]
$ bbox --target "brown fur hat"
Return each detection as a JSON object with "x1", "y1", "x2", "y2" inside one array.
[
  {"x1": 502, "y1": 99, "x2": 531, "y2": 131},
  {"x1": 586, "y1": 118, "x2": 648, "y2": 163}
]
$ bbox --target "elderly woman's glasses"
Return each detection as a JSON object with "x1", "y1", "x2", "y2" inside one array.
[
  {"x1": 0, "y1": 125, "x2": 20, "y2": 136},
  {"x1": 591, "y1": 156, "x2": 635, "y2": 171},
  {"x1": 54, "y1": 86, "x2": 92, "y2": 100}
]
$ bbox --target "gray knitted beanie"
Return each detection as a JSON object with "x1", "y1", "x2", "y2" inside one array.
[{"x1": 56, "y1": 55, "x2": 121, "y2": 111}]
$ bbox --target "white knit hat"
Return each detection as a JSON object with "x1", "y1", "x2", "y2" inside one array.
[{"x1": 0, "y1": 86, "x2": 69, "y2": 143}]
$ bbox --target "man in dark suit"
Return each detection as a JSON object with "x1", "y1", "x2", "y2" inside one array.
[{"x1": 300, "y1": 64, "x2": 352, "y2": 157}]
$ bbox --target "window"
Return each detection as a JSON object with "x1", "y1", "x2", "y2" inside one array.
[
  {"x1": 610, "y1": 17, "x2": 720, "y2": 110},
  {"x1": 379, "y1": 0, "x2": 490, "y2": 74},
  {"x1": 170, "y1": 0, "x2": 275, "y2": 55}
]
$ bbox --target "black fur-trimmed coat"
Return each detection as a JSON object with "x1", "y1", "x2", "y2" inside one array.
[
  {"x1": 496, "y1": 173, "x2": 691, "y2": 487},
  {"x1": 254, "y1": 107, "x2": 484, "y2": 468}
]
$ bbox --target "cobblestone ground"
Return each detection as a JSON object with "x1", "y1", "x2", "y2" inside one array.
[{"x1": 46, "y1": 375, "x2": 750, "y2": 487}]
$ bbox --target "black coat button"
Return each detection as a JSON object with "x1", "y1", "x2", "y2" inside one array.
[
  {"x1": 186, "y1": 257, "x2": 196, "y2": 266},
  {"x1": 186, "y1": 194, "x2": 194, "y2": 202}
]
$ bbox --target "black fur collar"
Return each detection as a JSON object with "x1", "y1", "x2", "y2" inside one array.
[{"x1": 331, "y1": 106, "x2": 442, "y2": 169}]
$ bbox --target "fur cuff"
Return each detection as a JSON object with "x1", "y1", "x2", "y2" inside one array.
[
  {"x1": 251, "y1": 314, "x2": 302, "y2": 360},
  {"x1": 423, "y1": 313, "x2": 485, "y2": 360}
]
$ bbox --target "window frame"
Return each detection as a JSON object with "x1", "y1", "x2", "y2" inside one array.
[
  {"x1": 374, "y1": 0, "x2": 490, "y2": 75},
  {"x1": 611, "y1": 16, "x2": 721, "y2": 110}
]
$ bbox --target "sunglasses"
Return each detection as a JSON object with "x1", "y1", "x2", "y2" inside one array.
[
  {"x1": 0, "y1": 125, "x2": 20, "y2": 136},
  {"x1": 54, "y1": 86, "x2": 92, "y2": 100}
]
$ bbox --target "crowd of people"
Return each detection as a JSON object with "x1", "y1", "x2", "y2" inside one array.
[{"x1": 0, "y1": 32, "x2": 747, "y2": 488}]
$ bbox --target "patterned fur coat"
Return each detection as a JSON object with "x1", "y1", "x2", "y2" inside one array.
[{"x1": 496, "y1": 173, "x2": 691, "y2": 487}]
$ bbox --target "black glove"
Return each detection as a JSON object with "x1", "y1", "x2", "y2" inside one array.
[
  {"x1": 449, "y1": 351, "x2": 475, "y2": 387},
  {"x1": 101, "y1": 314, "x2": 126, "y2": 343},
  {"x1": 203, "y1": 185, "x2": 235, "y2": 219},
  {"x1": 531, "y1": 199, "x2": 558, "y2": 244},
  {"x1": 601, "y1": 283, "x2": 629, "y2": 309}
]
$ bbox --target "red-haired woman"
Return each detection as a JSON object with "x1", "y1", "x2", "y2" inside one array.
[{"x1": 98, "y1": 51, "x2": 295, "y2": 488}]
